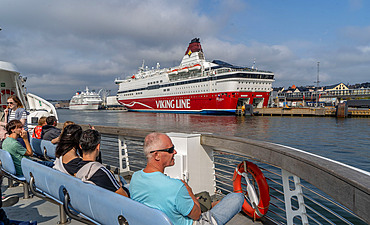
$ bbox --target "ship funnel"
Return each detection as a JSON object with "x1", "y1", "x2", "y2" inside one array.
[{"x1": 185, "y1": 38, "x2": 203, "y2": 56}]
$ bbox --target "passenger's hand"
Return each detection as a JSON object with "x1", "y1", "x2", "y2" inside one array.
[
  {"x1": 20, "y1": 130, "x2": 28, "y2": 139},
  {"x1": 4, "y1": 108, "x2": 8, "y2": 114}
]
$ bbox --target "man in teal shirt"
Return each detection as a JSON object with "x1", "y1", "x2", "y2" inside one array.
[
  {"x1": 130, "y1": 132, "x2": 243, "y2": 225},
  {"x1": 2, "y1": 120, "x2": 33, "y2": 175}
]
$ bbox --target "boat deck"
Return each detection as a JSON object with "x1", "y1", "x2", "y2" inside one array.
[{"x1": 2, "y1": 182, "x2": 266, "y2": 225}]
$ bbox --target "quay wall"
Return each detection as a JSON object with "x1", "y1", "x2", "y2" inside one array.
[{"x1": 252, "y1": 107, "x2": 370, "y2": 117}]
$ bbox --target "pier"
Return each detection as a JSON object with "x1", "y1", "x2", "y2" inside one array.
[{"x1": 236, "y1": 107, "x2": 370, "y2": 117}]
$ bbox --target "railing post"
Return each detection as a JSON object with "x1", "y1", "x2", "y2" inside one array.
[
  {"x1": 282, "y1": 169, "x2": 308, "y2": 225},
  {"x1": 118, "y1": 135, "x2": 130, "y2": 173}
]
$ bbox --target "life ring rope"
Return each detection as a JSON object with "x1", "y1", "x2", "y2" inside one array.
[{"x1": 233, "y1": 160, "x2": 270, "y2": 220}]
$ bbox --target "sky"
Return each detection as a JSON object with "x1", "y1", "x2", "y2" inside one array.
[{"x1": 1, "y1": 0, "x2": 369, "y2": 100}]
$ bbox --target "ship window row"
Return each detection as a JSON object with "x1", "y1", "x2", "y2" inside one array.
[
  {"x1": 176, "y1": 84, "x2": 208, "y2": 90},
  {"x1": 239, "y1": 81, "x2": 270, "y2": 85},
  {"x1": 148, "y1": 80, "x2": 163, "y2": 85},
  {"x1": 237, "y1": 87, "x2": 270, "y2": 91},
  {"x1": 118, "y1": 73, "x2": 273, "y2": 94}
]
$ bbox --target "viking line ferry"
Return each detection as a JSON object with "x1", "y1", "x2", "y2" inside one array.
[{"x1": 115, "y1": 38, "x2": 274, "y2": 114}]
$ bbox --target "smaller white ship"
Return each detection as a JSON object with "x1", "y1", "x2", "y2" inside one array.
[{"x1": 69, "y1": 87, "x2": 102, "y2": 110}]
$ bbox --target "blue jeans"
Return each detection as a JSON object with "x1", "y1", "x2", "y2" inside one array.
[
  {"x1": 36, "y1": 160, "x2": 54, "y2": 168},
  {"x1": 210, "y1": 193, "x2": 244, "y2": 225}
]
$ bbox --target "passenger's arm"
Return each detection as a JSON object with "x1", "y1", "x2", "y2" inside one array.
[
  {"x1": 115, "y1": 187, "x2": 129, "y2": 197},
  {"x1": 21, "y1": 130, "x2": 33, "y2": 156},
  {"x1": 3, "y1": 108, "x2": 8, "y2": 122},
  {"x1": 181, "y1": 180, "x2": 201, "y2": 220},
  {"x1": 51, "y1": 136, "x2": 60, "y2": 144}
]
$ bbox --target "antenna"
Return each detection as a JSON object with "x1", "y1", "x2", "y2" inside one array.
[
  {"x1": 140, "y1": 60, "x2": 145, "y2": 72},
  {"x1": 252, "y1": 58, "x2": 256, "y2": 69}
]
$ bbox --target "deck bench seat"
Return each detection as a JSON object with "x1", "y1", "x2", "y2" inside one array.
[
  {"x1": 0, "y1": 149, "x2": 30, "y2": 198},
  {"x1": 30, "y1": 138, "x2": 44, "y2": 158},
  {"x1": 40, "y1": 140, "x2": 56, "y2": 160},
  {"x1": 21, "y1": 158, "x2": 172, "y2": 225}
]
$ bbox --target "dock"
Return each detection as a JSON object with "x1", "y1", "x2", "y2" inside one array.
[{"x1": 237, "y1": 107, "x2": 370, "y2": 117}]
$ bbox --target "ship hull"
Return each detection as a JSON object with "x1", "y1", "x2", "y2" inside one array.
[
  {"x1": 69, "y1": 103, "x2": 101, "y2": 110},
  {"x1": 118, "y1": 91, "x2": 270, "y2": 114}
]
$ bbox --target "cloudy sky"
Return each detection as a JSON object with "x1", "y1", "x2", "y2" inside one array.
[{"x1": 1, "y1": 0, "x2": 369, "y2": 100}]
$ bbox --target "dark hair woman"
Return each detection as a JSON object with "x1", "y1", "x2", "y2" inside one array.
[{"x1": 53, "y1": 124, "x2": 83, "y2": 176}]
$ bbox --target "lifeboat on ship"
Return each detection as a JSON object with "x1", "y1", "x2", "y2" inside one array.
[
  {"x1": 168, "y1": 69, "x2": 178, "y2": 75},
  {"x1": 189, "y1": 64, "x2": 201, "y2": 71},
  {"x1": 178, "y1": 67, "x2": 189, "y2": 73}
]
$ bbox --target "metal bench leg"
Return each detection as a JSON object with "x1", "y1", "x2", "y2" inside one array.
[
  {"x1": 59, "y1": 204, "x2": 69, "y2": 224},
  {"x1": 23, "y1": 182, "x2": 30, "y2": 199},
  {"x1": 8, "y1": 177, "x2": 14, "y2": 187}
]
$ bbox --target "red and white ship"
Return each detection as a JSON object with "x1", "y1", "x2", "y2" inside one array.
[{"x1": 115, "y1": 38, "x2": 274, "y2": 114}]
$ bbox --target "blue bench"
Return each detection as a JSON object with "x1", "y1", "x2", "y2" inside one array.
[
  {"x1": 40, "y1": 140, "x2": 56, "y2": 160},
  {"x1": 0, "y1": 149, "x2": 30, "y2": 198},
  {"x1": 30, "y1": 138, "x2": 43, "y2": 158},
  {"x1": 21, "y1": 158, "x2": 173, "y2": 225}
]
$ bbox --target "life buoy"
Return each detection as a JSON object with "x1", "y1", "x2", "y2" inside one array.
[
  {"x1": 233, "y1": 161, "x2": 270, "y2": 220},
  {"x1": 1, "y1": 89, "x2": 15, "y2": 109}
]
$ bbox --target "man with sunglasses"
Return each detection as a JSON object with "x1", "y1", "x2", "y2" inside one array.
[{"x1": 129, "y1": 132, "x2": 244, "y2": 225}]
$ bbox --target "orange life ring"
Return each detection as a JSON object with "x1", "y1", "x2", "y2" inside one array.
[
  {"x1": 233, "y1": 161, "x2": 270, "y2": 220},
  {"x1": 1, "y1": 89, "x2": 15, "y2": 109}
]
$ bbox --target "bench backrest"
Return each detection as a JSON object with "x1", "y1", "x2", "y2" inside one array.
[
  {"x1": 30, "y1": 138, "x2": 43, "y2": 157},
  {"x1": 41, "y1": 140, "x2": 56, "y2": 159},
  {"x1": 0, "y1": 149, "x2": 16, "y2": 175},
  {"x1": 21, "y1": 158, "x2": 172, "y2": 225}
]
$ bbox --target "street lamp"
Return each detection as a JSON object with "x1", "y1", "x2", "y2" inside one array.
[{"x1": 314, "y1": 62, "x2": 320, "y2": 107}]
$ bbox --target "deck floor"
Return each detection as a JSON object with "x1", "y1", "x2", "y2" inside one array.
[{"x1": 2, "y1": 179, "x2": 265, "y2": 225}]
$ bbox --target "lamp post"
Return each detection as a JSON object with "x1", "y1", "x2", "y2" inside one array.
[{"x1": 315, "y1": 62, "x2": 320, "y2": 107}]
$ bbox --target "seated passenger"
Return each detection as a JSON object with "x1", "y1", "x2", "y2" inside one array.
[
  {"x1": 41, "y1": 116, "x2": 61, "y2": 141},
  {"x1": 129, "y1": 132, "x2": 244, "y2": 225},
  {"x1": 32, "y1": 116, "x2": 46, "y2": 139},
  {"x1": 53, "y1": 124, "x2": 83, "y2": 175},
  {"x1": 2, "y1": 120, "x2": 33, "y2": 176},
  {"x1": 0, "y1": 122, "x2": 7, "y2": 149},
  {"x1": 75, "y1": 129, "x2": 129, "y2": 197},
  {"x1": 51, "y1": 121, "x2": 75, "y2": 144}
]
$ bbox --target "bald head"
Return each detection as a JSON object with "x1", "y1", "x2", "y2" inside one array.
[{"x1": 144, "y1": 132, "x2": 170, "y2": 158}]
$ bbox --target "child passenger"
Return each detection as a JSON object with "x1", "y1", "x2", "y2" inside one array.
[{"x1": 32, "y1": 116, "x2": 47, "y2": 139}]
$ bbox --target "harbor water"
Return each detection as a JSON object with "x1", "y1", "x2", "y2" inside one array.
[{"x1": 57, "y1": 109, "x2": 370, "y2": 172}]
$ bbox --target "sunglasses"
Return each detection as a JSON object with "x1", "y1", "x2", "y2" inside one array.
[
  {"x1": 7, "y1": 102, "x2": 14, "y2": 105},
  {"x1": 150, "y1": 146, "x2": 175, "y2": 154}
]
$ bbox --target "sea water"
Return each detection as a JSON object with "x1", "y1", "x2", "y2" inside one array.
[{"x1": 57, "y1": 109, "x2": 370, "y2": 172}]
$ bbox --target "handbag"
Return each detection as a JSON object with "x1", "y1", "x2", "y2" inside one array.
[{"x1": 195, "y1": 191, "x2": 212, "y2": 213}]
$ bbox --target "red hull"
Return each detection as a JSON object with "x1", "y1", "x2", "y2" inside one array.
[{"x1": 118, "y1": 91, "x2": 270, "y2": 113}]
